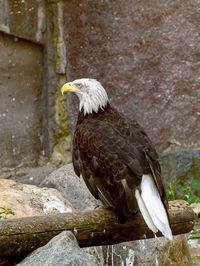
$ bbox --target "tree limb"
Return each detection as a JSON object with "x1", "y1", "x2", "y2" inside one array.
[{"x1": 0, "y1": 200, "x2": 195, "y2": 257}]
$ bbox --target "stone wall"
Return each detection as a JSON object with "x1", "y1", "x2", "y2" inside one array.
[
  {"x1": 64, "y1": 0, "x2": 200, "y2": 153},
  {"x1": 0, "y1": 0, "x2": 71, "y2": 166},
  {"x1": 0, "y1": 0, "x2": 199, "y2": 167},
  {"x1": 0, "y1": 32, "x2": 43, "y2": 166}
]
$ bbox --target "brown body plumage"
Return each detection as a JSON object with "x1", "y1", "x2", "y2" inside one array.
[{"x1": 72, "y1": 103, "x2": 168, "y2": 222}]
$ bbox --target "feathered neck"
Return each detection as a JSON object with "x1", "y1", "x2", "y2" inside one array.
[{"x1": 78, "y1": 103, "x2": 111, "y2": 122}]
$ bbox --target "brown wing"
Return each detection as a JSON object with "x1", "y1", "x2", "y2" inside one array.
[
  {"x1": 108, "y1": 106, "x2": 169, "y2": 212},
  {"x1": 72, "y1": 105, "x2": 168, "y2": 221}
]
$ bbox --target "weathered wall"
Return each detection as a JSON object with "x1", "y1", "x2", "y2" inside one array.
[
  {"x1": 0, "y1": 32, "x2": 43, "y2": 166},
  {"x1": 0, "y1": 0, "x2": 71, "y2": 166},
  {"x1": 0, "y1": 0, "x2": 199, "y2": 166},
  {"x1": 0, "y1": 0, "x2": 45, "y2": 44},
  {"x1": 64, "y1": 0, "x2": 200, "y2": 153},
  {"x1": 0, "y1": 0, "x2": 46, "y2": 166},
  {"x1": 43, "y1": 0, "x2": 71, "y2": 164}
]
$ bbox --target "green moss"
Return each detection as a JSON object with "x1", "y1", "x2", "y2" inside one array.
[
  {"x1": 55, "y1": 89, "x2": 70, "y2": 137},
  {"x1": 51, "y1": 87, "x2": 72, "y2": 165},
  {"x1": 4, "y1": 228, "x2": 13, "y2": 235},
  {"x1": 51, "y1": 14, "x2": 61, "y2": 71}
]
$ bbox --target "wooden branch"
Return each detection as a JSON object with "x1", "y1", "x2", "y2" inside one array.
[{"x1": 0, "y1": 200, "x2": 195, "y2": 257}]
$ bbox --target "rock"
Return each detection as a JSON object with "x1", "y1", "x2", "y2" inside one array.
[
  {"x1": 159, "y1": 149, "x2": 200, "y2": 185},
  {"x1": 13, "y1": 166, "x2": 55, "y2": 186},
  {"x1": 40, "y1": 164, "x2": 100, "y2": 211},
  {"x1": 103, "y1": 235, "x2": 193, "y2": 266},
  {"x1": 0, "y1": 166, "x2": 55, "y2": 186},
  {"x1": 0, "y1": 179, "x2": 73, "y2": 219},
  {"x1": 104, "y1": 235, "x2": 192, "y2": 266},
  {"x1": 17, "y1": 231, "x2": 100, "y2": 266}
]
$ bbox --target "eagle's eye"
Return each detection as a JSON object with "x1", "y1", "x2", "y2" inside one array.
[{"x1": 76, "y1": 84, "x2": 82, "y2": 88}]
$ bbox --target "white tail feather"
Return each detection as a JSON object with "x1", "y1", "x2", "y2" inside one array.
[
  {"x1": 135, "y1": 174, "x2": 173, "y2": 240},
  {"x1": 135, "y1": 190, "x2": 158, "y2": 233}
]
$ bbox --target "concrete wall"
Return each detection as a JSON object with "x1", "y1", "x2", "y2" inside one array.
[
  {"x1": 64, "y1": 0, "x2": 200, "y2": 154},
  {"x1": 0, "y1": 0, "x2": 45, "y2": 44},
  {"x1": 0, "y1": 0, "x2": 71, "y2": 166},
  {"x1": 0, "y1": 0, "x2": 199, "y2": 167},
  {"x1": 0, "y1": 32, "x2": 43, "y2": 166}
]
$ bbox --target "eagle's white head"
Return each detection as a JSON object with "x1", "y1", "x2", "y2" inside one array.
[{"x1": 61, "y1": 78, "x2": 109, "y2": 116}]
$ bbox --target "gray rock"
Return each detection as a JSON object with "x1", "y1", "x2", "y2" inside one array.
[
  {"x1": 40, "y1": 164, "x2": 100, "y2": 211},
  {"x1": 160, "y1": 149, "x2": 200, "y2": 185},
  {"x1": 103, "y1": 235, "x2": 193, "y2": 266},
  {"x1": 0, "y1": 166, "x2": 55, "y2": 186},
  {"x1": 17, "y1": 231, "x2": 100, "y2": 266}
]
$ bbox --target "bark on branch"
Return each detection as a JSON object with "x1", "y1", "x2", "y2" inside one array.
[{"x1": 0, "y1": 200, "x2": 195, "y2": 257}]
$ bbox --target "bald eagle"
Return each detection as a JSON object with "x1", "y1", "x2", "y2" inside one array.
[{"x1": 61, "y1": 78, "x2": 172, "y2": 240}]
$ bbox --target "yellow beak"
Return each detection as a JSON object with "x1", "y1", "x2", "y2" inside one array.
[{"x1": 61, "y1": 82, "x2": 80, "y2": 95}]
